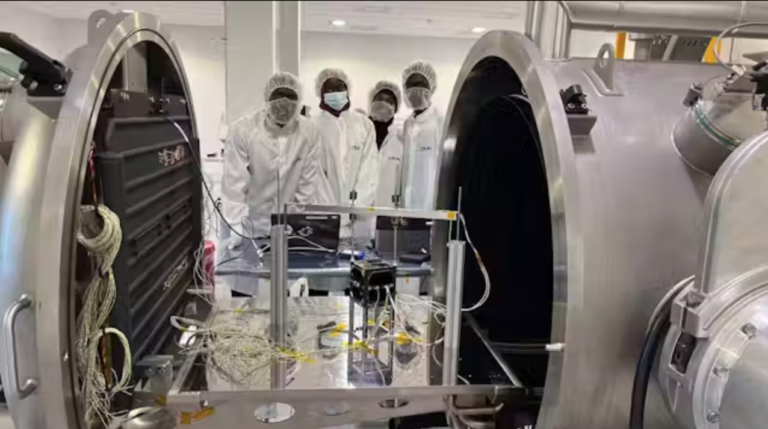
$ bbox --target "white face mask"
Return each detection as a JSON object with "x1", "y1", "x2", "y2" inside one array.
[
  {"x1": 405, "y1": 87, "x2": 432, "y2": 110},
  {"x1": 370, "y1": 101, "x2": 395, "y2": 122},
  {"x1": 267, "y1": 97, "x2": 299, "y2": 125}
]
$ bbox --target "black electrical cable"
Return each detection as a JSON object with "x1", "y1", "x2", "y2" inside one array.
[
  {"x1": 164, "y1": 116, "x2": 256, "y2": 241},
  {"x1": 629, "y1": 292, "x2": 675, "y2": 429}
]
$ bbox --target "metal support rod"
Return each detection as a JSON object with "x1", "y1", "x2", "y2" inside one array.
[
  {"x1": 465, "y1": 314, "x2": 524, "y2": 388},
  {"x1": 286, "y1": 203, "x2": 457, "y2": 222},
  {"x1": 555, "y1": 4, "x2": 572, "y2": 59},
  {"x1": 270, "y1": 223, "x2": 288, "y2": 389},
  {"x1": 442, "y1": 241, "x2": 466, "y2": 386},
  {"x1": 524, "y1": 1, "x2": 545, "y2": 47}
]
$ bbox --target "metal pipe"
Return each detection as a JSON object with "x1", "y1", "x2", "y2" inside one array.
[
  {"x1": 524, "y1": 1, "x2": 545, "y2": 47},
  {"x1": 559, "y1": 1, "x2": 768, "y2": 37},
  {"x1": 442, "y1": 241, "x2": 465, "y2": 386},
  {"x1": 556, "y1": 5, "x2": 572, "y2": 59},
  {"x1": 270, "y1": 224, "x2": 288, "y2": 389}
]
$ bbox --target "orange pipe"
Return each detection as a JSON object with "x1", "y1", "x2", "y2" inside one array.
[
  {"x1": 615, "y1": 32, "x2": 627, "y2": 59},
  {"x1": 703, "y1": 37, "x2": 722, "y2": 63}
]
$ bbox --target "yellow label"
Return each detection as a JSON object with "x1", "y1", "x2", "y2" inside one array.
[
  {"x1": 179, "y1": 406, "x2": 215, "y2": 425},
  {"x1": 155, "y1": 395, "x2": 167, "y2": 406},
  {"x1": 368, "y1": 207, "x2": 376, "y2": 212},
  {"x1": 195, "y1": 407, "x2": 215, "y2": 421},
  {"x1": 395, "y1": 332, "x2": 411, "y2": 346},
  {"x1": 446, "y1": 211, "x2": 457, "y2": 220},
  {"x1": 329, "y1": 322, "x2": 347, "y2": 338}
]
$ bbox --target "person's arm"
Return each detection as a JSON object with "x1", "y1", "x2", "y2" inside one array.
[
  {"x1": 354, "y1": 117, "x2": 379, "y2": 207},
  {"x1": 297, "y1": 123, "x2": 333, "y2": 205},
  {"x1": 221, "y1": 124, "x2": 250, "y2": 227}
]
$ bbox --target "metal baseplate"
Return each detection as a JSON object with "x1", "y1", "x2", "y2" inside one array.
[
  {"x1": 163, "y1": 384, "x2": 515, "y2": 428},
  {"x1": 151, "y1": 296, "x2": 521, "y2": 429}
]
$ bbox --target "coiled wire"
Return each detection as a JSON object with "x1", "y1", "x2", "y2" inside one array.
[{"x1": 76, "y1": 205, "x2": 132, "y2": 427}]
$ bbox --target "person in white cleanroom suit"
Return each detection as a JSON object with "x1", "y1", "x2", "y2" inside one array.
[
  {"x1": 368, "y1": 80, "x2": 404, "y2": 208},
  {"x1": 401, "y1": 61, "x2": 444, "y2": 210},
  {"x1": 222, "y1": 71, "x2": 330, "y2": 249},
  {"x1": 312, "y1": 68, "x2": 378, "y2": 213}
]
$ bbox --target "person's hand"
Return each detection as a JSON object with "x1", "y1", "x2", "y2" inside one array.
[{"x1": 224, "y1": 234, "x2": 243, "y2": 250}]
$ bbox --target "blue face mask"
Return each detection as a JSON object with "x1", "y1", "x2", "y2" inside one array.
[{"x1": 323, "y1": 91, "x2": 349, "y2": 111}]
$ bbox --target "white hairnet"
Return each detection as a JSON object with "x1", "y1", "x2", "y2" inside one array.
[
  {"x1": 369, "y1": 80, "x2": 402, "y2": 111},
  {"x1": 263, "y1": 71, "x2": 302, "y2": 102},
  {"x1": 402, "y1": 61, "x2": 437, "y2": 92},
  {"x1": 315, "y1": 68, "x2": 350, "y2": 96}
]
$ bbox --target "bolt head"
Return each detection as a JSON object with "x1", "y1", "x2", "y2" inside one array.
[
  {"x1": 741, "y1": 323, "x2": 758, "y2": 339},
  {"x1": 28, "y1": 81, "x2": 38, "y2": 90},
  {"x1": 707, "y1": 411, "x2": 720, "y2": 423},
  {"x1": 713, "y1": 366, "x2": 728, "y2": 377}
]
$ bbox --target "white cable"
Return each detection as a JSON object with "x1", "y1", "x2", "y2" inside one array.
[
  {"x1": 459, "y1": 213, "x2": 491, "y2": 312},
  {"x1": 76, "y1": 204, "x2": 132, "y2": 427},
  {"x1": 714, "y1": 22, "x2": 768, "y2": 76}
]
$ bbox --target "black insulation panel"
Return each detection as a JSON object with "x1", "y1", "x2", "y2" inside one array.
[{"x1": 94, "y1": 111, "x2": 201, "y2": 374}]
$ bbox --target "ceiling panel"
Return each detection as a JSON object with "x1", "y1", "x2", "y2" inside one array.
[
  {"x1": 303, "y1": 1, "x2": 527, "y2": 38},
  {"x1": 11, "y1": 1, "x2": 528, "y2": 37}
]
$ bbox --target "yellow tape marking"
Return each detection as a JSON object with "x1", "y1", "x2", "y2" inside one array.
[
  {"x1": 180, "y1": 406, "x2": 215, "y2": 425},
  {"x1": 329, "y1": 322, "x2": 347, "y2": 338}
]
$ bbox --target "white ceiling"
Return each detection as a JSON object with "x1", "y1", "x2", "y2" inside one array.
[
  {"x1": 304, "y1": 1, "x2": 526, "y2": 38},
  {"x1": 12, "y1": 1, "x2": 527, "y2": 38}
]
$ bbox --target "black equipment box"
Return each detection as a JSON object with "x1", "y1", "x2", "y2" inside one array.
[
  {"x1": 92, "y1": 89, "x2": 202, "y2": 374},
  {"x1": 270, "y1": 213, "x2": 341, "y2": 250},
  {"x1": 348, "y1": 259, "x2": 396, "y2": 306},
  {"x1": 375, "y1": 217, "x2": 432, "y2": 255}
]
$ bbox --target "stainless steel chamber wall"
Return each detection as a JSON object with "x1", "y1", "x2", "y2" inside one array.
[
  {"x1": 0, "y1": 82, "x2": 27, "y2": 195},
  {"x1": 433, "y1": 31, "x2": 721, "y2": 428}
]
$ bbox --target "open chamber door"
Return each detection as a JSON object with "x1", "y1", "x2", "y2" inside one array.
[{"x1": 0, "y1": 10, "x2": 201, "y2": 429}]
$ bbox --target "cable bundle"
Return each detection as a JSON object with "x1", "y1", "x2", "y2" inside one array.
[{"x1": 76, "y1": 205, "x2": 132, "y2": 427}]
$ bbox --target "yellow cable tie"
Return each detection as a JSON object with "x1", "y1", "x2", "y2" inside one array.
[
  {"x1": 179, "y1": 406, "x2": 215, "y2": 425},
  {"x1": 329, "y1": 322, "x2": 347, "y2": 338}
]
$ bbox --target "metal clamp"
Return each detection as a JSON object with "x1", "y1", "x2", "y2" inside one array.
[
  {"x1": 3, "y1": 294, "x2": 38, "y2": 399},
  {"x1": 585, "y1": 43, "x2": 623, "y2": 96}
]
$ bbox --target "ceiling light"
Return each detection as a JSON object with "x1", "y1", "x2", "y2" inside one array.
[
  {"x1": 330, "y1": 19, "x2": 347, "y2": 27},
  {"x1": 121, "y1": 9, "x2": 135, "y2": 13},
  {"x1": 471, "y1": 27, "x2": 487, "y2": 34}
]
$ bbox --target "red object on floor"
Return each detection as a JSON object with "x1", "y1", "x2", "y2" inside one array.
[{"x1": 204, "y1": 240, "x2": 216, "y2": 286}]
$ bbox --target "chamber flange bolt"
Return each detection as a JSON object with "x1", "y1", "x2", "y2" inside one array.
[
  {"x1": 741, "y1": 323, "x2": 758, "y2": 339},
  {"x1": 707, "y1": 410, "x2": 720, "y2": 423}
]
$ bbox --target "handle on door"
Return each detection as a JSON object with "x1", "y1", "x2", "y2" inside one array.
[{"x1": 3, "y1": 294, "x2": 38, "y2": 399}]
